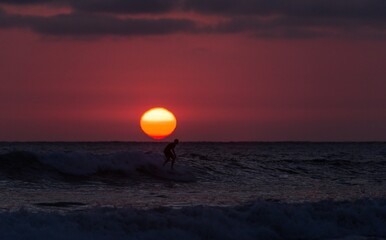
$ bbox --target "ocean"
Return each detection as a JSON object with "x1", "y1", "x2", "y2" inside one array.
[{"x1": 0, "y1": 142, "x2": 385, "y2": 239}]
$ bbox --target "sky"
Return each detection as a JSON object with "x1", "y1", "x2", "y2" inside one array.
[{"x1": 0, "y1": 0, "x2": 386, "y2": 141}]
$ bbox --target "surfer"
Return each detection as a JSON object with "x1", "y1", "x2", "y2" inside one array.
[{"x1": 163, "y1": 139, "x2": 179, "y2": 170}]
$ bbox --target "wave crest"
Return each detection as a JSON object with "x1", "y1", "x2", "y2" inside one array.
[{"x1": 0, "y1": 151, "x2": 188, "y2": 181}]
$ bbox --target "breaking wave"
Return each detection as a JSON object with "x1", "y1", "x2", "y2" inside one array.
[{"x1": 0, "y1": 151, "x2": 196, "y2": 182}]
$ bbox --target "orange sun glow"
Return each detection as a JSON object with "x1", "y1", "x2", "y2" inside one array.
[{"x1": 140, "y1": 107, "x2": 177, "y2": 139}]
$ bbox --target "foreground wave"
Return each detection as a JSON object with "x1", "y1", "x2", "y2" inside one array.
[{"x1": 1, "y1": 199, "x2": 386, "y2": 240}]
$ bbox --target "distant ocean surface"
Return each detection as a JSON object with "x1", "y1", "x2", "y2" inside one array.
[{"x1": 0, "y1": 142, "x2": 386, "y2": 239}]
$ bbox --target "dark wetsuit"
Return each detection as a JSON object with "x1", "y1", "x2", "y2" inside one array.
[{"x1": 164, "y1": 142, "x2": 176, "y2": 160}]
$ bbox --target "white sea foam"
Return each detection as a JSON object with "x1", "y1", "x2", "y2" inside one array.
[{"x1": 0, "y1": 199, "x2": 385, "y2": 240}]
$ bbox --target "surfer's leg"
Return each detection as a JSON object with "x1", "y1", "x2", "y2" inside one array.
[
  {"x1": 163, "y1": 153, "x2": 171, "y2": 166},
  {"x1": 171, "y1": 155, "x2": 176, "y2": 170}
]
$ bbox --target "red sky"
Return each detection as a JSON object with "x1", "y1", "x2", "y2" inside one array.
[{"x1": 1, "y1": 1, "x2": 386, "y2": 141}]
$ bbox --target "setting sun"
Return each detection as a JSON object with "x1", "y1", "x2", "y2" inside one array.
[{"x1": 140, "y1": 107, "x2": 177, "y2": 139}]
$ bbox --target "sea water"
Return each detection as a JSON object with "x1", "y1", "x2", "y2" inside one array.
[{"x1": 0, "y1": 142, "x2": 385, "y2": 239}]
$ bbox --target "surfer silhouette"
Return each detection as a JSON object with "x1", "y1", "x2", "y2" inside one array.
[{"x1": 163, "y1": 139, "x2": 179, "y2": 170}]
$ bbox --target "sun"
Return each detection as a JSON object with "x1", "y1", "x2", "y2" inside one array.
[{"x1": 140, "y1": 107, "x2": 177, "y2": 139}]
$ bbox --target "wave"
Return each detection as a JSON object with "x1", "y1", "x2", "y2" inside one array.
[
  {"x1": 265, "y1": 158, "x2": 386, "y2": 167},
  {"x1": 1, "y1": 149, "x2": 384, "y2": 183},
  {"x1": 0, "y1": 151, "x2": 196, "y2": 182},
  {"x1": 0, "y1": 199, "x2": 385, "y2": 240}
]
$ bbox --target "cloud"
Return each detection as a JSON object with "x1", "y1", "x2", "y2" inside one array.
[
  {"x1": 0, "y1": 0, "x2": 183, "y2": 14},
  {"x1": 0, "y1": 0, "x2": 385, "y2": 39},
  {"x1": 0, "y1": 0, "x2": 53, "y2": 4},
  {"x1": 68, "y1": 0, "x2": 181, "y2": 14},
  {"x1": 2, "y1": 0, "x2": 385, "y2": 19},
  {"x1": 184, "y1": 0, "x2": 386, "y2": 19},
  {"x1": 0, "y1": 11, "x2": 196, "y2": 37},
  {"x1": 185, "y1": 0, "x2": 386, "y2": 38},
  {"x1": 32, "y1": 14, "x2": 196, "y2": 36},
  {"x1": 214, "y1": 15, "x2": 386, "y2": 39}
]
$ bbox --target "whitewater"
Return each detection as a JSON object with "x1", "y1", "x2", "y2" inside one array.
[{"x1": 0, "y1": 142, "x2": 385, "y2": 239}]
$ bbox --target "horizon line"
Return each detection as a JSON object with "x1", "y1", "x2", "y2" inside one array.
[{"x1": 0, "y1": 140, "x2": 385, "y2": 143}]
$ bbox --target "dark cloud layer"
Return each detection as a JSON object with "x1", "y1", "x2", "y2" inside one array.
[
  {"x1": 0, "y1": 0, "x2": 385, "y2": 38},
  {"x1": 184, "y1": 0, "x2": 386, "y2": 19},
  {"x1": 0, "y1": 11, "x2": 196, "y2": 36},
  {"x1": 36, "y1": 15, "x2": 195, "y2": 37},
  {"x1": 0, "y1": 0, "x2": 182, "y2": 13},
  {"x1": 69, "y1": 0, "x2": 180, "y2": 14},
  {"x1": 0, "y1": 0, "x2": 53, "y2": 4},
  {"x1": 1, "y1": 0, "x2": 385, "y2": 18}
]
